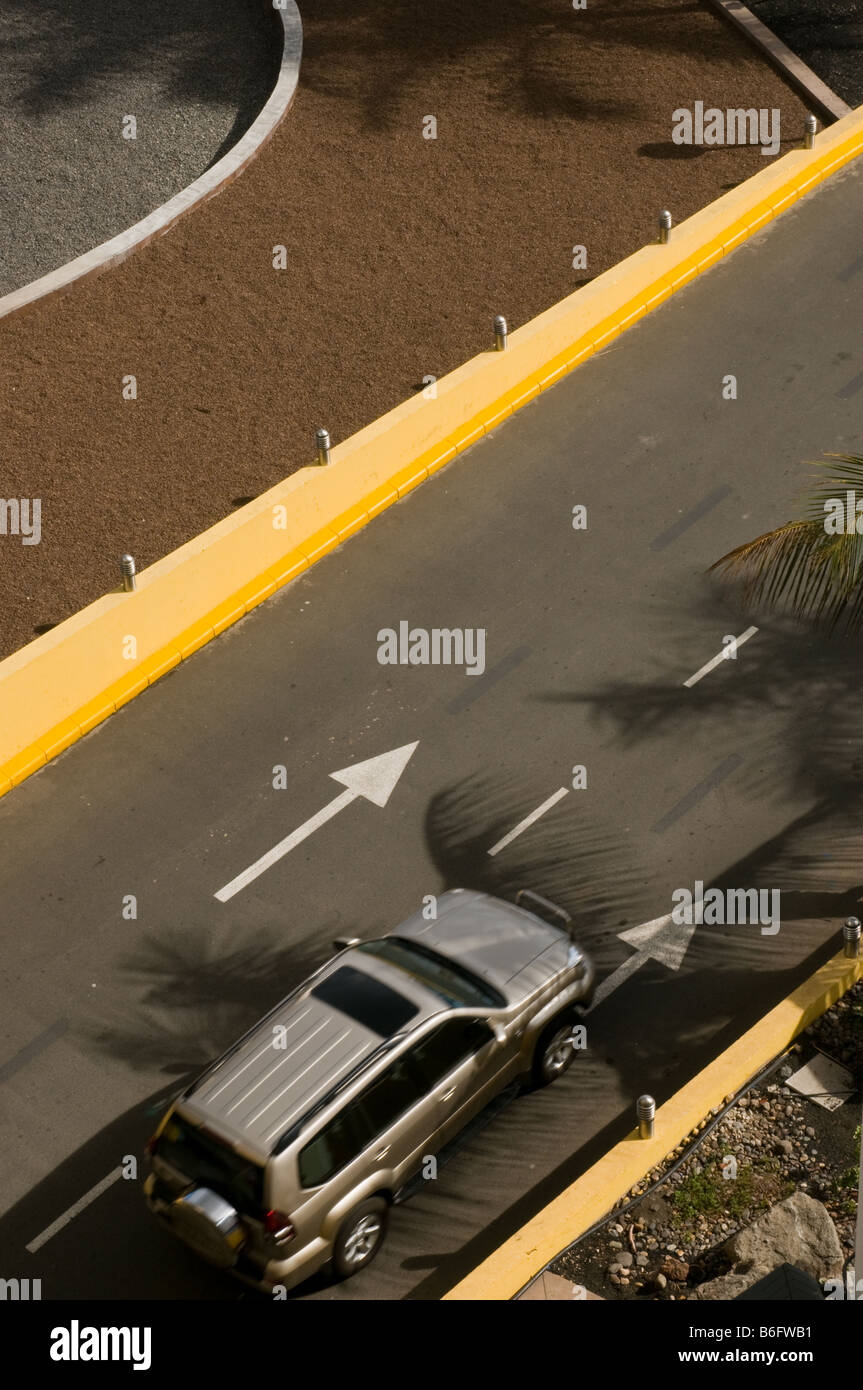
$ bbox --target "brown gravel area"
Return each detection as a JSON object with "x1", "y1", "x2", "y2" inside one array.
[{"x1": 0, "y1": 0, "x2": 811, "y2": 659}]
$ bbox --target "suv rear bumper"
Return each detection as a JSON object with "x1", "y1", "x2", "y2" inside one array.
[{"x1": 145, "y1": 1174, "x2": 329, "y2": 1296}]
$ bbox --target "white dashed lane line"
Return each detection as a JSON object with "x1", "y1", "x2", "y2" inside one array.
[
  {"x1": 26, "y1": 1167, "x2": 123, "y2": 1254},
  {"x1": 487, "y1": 787, "x2": 569, "y2": 857},
  {"x1": 683, "y1": 626, "x2": 759, "y2": 688}
]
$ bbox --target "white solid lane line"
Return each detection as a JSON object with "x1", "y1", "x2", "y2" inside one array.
[
  {"x1": 214, "y1": 741, "x2": 420, "y2": 903},
  {"x1": 683, "y1": 626, "x2": 759, "y2": 688},
  {"x1": 487, "y1": 787, "x2": 569, "y2": 857},
  {"x1": 26, "y1": 1167, "x2": 123, "y2": 1253},
  {"x1": 216, "y1": 788, "x2": 356, "y2": 903}
]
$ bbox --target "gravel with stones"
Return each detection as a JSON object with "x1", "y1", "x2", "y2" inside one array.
[
  {"x1": 0, "y1": 0, "x2": 812, "y2": 659},
  {"x1": 551, "y1": 980, "x2": 863, "y2": 1299},
  {"x1": 0, "y1": 0, "x2": 281, "y2": 297}
]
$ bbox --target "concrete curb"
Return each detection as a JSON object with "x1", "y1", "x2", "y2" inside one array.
[
  {"x1": 704, "y1": 0, "x2": 851, "y2": 122},
  {"x1": 2, "y1": 106, "x2": 863, "y2": 800},
  {"x1": 0, "y1": 2, "x2": 303, "y2": 323},
  {"x1": 443, "y1": 944, "x2": 862, "y2": 1301}
]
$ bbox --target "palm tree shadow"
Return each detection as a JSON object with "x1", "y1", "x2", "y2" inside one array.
[
  {"x1": 79, "y1": 919, "x2": 334, "y2": 1075},
  {"x1": 533, "y1": 582, "x2": 863, "y2": 814},
  {"x1": 3, "y1": 0, "x2": 282, "y2": 131}
]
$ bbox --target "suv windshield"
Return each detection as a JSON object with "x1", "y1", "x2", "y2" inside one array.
[{"x1": 357, "y1": 938, "x2": 505, "y2": 1009}]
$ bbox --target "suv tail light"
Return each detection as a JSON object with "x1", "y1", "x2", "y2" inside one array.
[{"x1": 264, "y1": 1210, "x2": 296, "y2": 1246}]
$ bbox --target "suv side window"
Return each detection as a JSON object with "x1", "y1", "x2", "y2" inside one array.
[
  {"x1": 298, "y1": 1108, "x2": 365, "y2": 1189},
  {"x1": 408, "y1": 1017, "x2": 494, "y2": 1089},
  {"x1": 353, "y1": 1054, "x2": 422, "y2": 1141}
]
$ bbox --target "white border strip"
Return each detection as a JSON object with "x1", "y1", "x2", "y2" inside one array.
[
  {"x1": 0, "y1": 2, "x2": 303, "y2": 323},
  {"x1": 704, "y1": 0, "x2": 851, "y2": 122}
]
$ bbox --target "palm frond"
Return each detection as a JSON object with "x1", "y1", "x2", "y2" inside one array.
[{"x1": 710, "y1": 456, "x2": 863, "y2": 632}]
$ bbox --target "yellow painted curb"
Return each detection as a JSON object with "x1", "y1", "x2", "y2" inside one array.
[
  {"x1": 2, "y1": 108, "x2": 863, "y2": 797},
  {"x1": 442, "y1": 947, "x2": 863, "y2": 1301}
]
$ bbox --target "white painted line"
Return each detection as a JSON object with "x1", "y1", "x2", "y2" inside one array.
[
  {"x1": 487, "y1": 788, "x2": 569, "y2": 857},
  {"x1": 683, "y1": 626, "x2": 758, "y2": 688},
  {"x1": 26, "y1": 1167, "x2": 123, "y2": 1253},
  {"x1": 216, "y1": 788, "x2": 356, "y2": 902},
  {"x1": 215, "y1": 742, "x2": 419, "y2": 902},
  {"x1": 0, "y1": 6, "x2": 303, "y2": 322}
]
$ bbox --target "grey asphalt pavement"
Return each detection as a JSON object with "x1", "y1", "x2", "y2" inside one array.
[
  {"x1": 1, "y1": 153, "x2": 863, "y2": 1300},
  {"x1": 0, "y1": 0, "x2": 281, "y2": 296}
]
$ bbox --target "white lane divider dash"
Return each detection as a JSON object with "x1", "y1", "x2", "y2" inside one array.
[
  {"x1": 26, "y1": 1167, "x2": 123, "y2": 1253},
  {"x1": 487, "y1": 787, "x2": 569, "y2": 857},
  {"x1": 683, "y1": 626, "x2": 759, "y2": 688}
]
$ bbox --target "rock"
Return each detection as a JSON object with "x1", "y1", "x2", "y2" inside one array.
[
  {"x1": 617, "y1": 1252, "x2": 634, "y2": 1268},
  {"x1": 660, "y1": 1255, "x2": 690, "y2": 1282},
  {"x1": 777, "y1": 1139, "x2": 793, "y2": 1156},
  {"x1": 636, "y1": 1253, "x2": 649, "y2": 1267},
  {"x1": 716, "y1": 1194, "x2": 843, "y2": 1289},
  {"x1": 655, "y1": 1273, "x2": 667, "y2": 1290},
  {"x1": 608, "y1": 1241, "x2": 623, "y2": 1251},
  {"x1": 695, "y1": 1270, "x2": 768, "y2": 1301}
]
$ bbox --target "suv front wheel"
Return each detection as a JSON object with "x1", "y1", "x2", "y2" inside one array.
[
  {"x1": 531, "y1": 1012, "x2": 580, "y2": 1087},
  {"x1": 332, "y1": 1197, "x2": 389, "y2": 1279}
]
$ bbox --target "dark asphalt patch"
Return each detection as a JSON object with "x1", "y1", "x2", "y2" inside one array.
[
  {"x1": 836, "y1": 370, "x2": 863, "y2": 399},
  {"x1": 648, "y1": 486, "x2": 733, "y2": 552},
  {"x1": 837, "y1": 253, "x2": 863, "y2": 282},
  {"x1": 651, "y1": 753, "x2": 744, "y2": 834},
  {"x1": 0, "y1": 1019, "x2": 67, "y2": 1084},
  {"x1": 448, "y1": 645, "x2": 532, "y2": 714}
]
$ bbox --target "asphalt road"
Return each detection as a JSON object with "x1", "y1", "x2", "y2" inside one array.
[
  {"x1": 0, "y1": 0, "x2": 281, "y2": 296},
  {"x1": 2, "y1": 153, "x2": 863, "y2": 1301}
]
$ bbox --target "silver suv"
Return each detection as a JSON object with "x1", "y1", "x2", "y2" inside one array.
[{"x1": 144, "y1": 888, "x2": 594, "y2": 1293}]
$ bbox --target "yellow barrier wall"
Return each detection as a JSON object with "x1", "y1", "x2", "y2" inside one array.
[{"x1": 2, "y1": 111, "x2": 863, "y2": 795}]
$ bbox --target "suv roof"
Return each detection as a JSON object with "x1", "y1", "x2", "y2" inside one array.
[
  {"x1": 179, "y1": 950, "x2": 446, "y2": 1160},
  {"x1": 395, "y1": 889, "x2": 569, "y2": 1001}
]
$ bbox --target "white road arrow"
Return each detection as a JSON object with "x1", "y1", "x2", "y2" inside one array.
[
  {"x1": 588, "y1": 911, "x2": 697, "y2": 1010},
  {"x1": 214, "y1": 741, "x2": 419, "y2": 903}
]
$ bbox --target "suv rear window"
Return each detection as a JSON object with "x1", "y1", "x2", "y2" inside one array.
[
  {"x1": 310, "y1": 965, "x2": 418, "y2": 1035},
  {"x1": 154, "y1": 1113, "x2": 264, "y2": 1214}
]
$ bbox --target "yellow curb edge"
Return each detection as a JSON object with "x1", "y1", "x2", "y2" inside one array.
[
  {"x1": 442, "y1": 946, "x2": 863, "y2": 1301},
  {"x1": 2, "y1": 109, "x2": 863, "y2": 799}
]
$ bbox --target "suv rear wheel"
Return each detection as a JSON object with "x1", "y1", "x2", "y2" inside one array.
[
  {"x1": 332, "y1": 1197, "x2": 389, "y2": 1279},
  {"x1": 532, "y1": 1012, "x2": 580, "y2": 1087}
]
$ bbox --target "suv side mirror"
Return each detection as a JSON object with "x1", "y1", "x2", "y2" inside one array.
[{"x1": 332, "y1": 936, "x2": 361, "y2": 952}]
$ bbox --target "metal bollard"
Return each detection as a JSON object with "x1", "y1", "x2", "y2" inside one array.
[
  {"x1": 493, "y1": 315, "x2": 508, "y2": 351},
  {"x1": 658, "y1": 210, "x2": 672, "y2": 245},
  {"x1": 804, "y1": 115, "x2": 818, "y2": 150},
  {"x1": 120, "y1": 554, "x2": 136, "y2": 592},
  {"x1": 637, "y1": 1094, "x2": 655, "y2": 1140},
  {"x1": 316, "y1": 427, "x2": 331, "y2": 466},
  {"x1": 844, "y1": 916, "x2": 861, "y2": 959}
]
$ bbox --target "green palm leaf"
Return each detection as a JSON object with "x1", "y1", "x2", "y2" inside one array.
[{"x1": 710, "y1": 455, "x2": 863, "y2": 632}]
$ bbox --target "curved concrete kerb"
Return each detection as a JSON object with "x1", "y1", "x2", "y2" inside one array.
[{"x1": 0, "y1": 2, "x2": 303, "y2": 322}]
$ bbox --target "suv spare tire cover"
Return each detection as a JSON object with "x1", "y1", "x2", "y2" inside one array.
[{"x1": 169, "y1": 1187, "x2": 246, "y2": 1268}]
